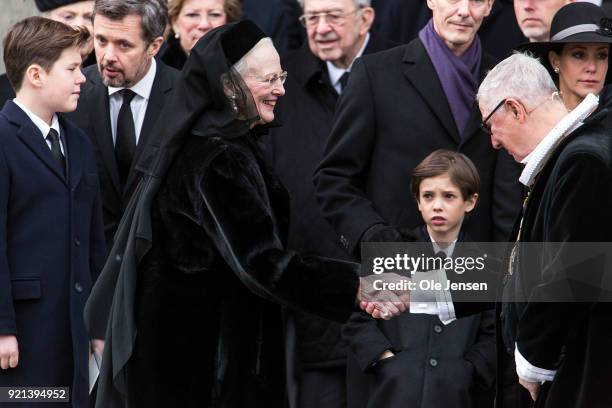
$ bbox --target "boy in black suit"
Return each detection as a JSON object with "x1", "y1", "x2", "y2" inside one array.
[{"x1": 345, "y1": 150, "x2": 496, "y2": 408}]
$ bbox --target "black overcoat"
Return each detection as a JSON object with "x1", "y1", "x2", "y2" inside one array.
[
  {"x1": 127, "y1": 133, "x2": 360, "y2": 407},
  {"x1": 0, "y1": 101, "x2": 107, "y2": 407},
  {"x1": 314, "y1": 38, "x2": 522, "y2": 256},
  {"x1": 499, "y1": 114, "x2": 612, "y2": 408}
]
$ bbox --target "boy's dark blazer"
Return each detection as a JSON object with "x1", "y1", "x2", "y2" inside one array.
[
  {"x1": 343, "y1": 226, "x2": 496, "y2": 408},
  {"x1": 0, "y1": 100, "x2": 107, "y2": 406},
  {"x1": 64, "y1": 61, "x2": 179, "y2": 245}
]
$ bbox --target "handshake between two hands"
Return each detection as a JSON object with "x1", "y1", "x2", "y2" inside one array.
[{"x1": 357, "y1": 273, "x2": 410, "y2": 320}]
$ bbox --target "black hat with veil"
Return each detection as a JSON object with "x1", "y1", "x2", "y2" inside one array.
[{"x1": 84, "y1": 20, "x2": 268, "y2": 407}]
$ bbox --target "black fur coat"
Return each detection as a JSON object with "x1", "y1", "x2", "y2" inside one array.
[{"x1": 126, "y1": 133, "x2": 360, "y2": 407}]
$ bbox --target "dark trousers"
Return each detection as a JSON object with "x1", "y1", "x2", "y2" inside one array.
[{"x1": 299, "y1": 367, "x2": 346, "y2": 408}]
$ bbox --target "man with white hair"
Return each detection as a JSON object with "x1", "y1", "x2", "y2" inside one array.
[
  {"x1": 477, "y1": 52, "x2": 612, "y2": 407},
  {"x1": 261, "y1": 1, "x2": 393, "y2": 407}
]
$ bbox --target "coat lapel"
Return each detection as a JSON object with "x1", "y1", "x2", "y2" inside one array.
[
  {"x1": 89, "y1": 74, "x2": 122, "y2": 194},
  {"x1": 402, "y1": 40, "x2": 461, "y2": 143},
  {"x1": 4, "y1": 101, "x2": 67, "y2": 184},
  {"x1": 123, "y1": 63, "x2": 174, "y2": 198}
]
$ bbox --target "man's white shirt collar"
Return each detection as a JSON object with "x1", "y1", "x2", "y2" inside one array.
[
  {"x1": 108, "y1": 58, "x2": 156, "y2": 100},
  {"x1": 519, "y1": 93, "x2": 599, "y2": 187},
  {"x1": 327, "y1": 33, "x2": 370, "y2": 93}
]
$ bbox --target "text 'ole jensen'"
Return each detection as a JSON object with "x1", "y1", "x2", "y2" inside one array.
[{"x1": 373, "y1": 279, "x2": 488, "y2": 291}]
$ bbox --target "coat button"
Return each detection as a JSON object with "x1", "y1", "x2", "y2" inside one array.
[
  {"x1": 434, "y1": 325, "x2": 443, "y2": 334},
  {"x1": 74, "y1": 238, "x2": 81, "y2": 247},
  {"x1": 74, "y1": 282, "x2": 83, "y2": 293},
  {"x1": 429, "y1": 358, "x2": 438, "y2": 367}
]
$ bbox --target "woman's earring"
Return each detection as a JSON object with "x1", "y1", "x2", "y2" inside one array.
[
  {"x1": 230, "y1": 95, "x2": 238, "y2": 113},
  {"x1": 174, "y1": 31, "x2": 180, "y2": 39},
  {"x1": 554, "y1": 66, "x2": 559, "y2": 74}
]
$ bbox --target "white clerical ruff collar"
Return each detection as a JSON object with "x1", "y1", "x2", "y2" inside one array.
[{"x1": 519, "y1": 93, "x2": 599, "y2": 187}]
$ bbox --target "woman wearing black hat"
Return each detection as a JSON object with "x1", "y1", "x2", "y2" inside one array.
[
  {"x1": 518, "y1": 2, "x2": 612, "y2": 113},
  {"x1": 84, "y1": 20, "x2": 404, "y2": 408}
]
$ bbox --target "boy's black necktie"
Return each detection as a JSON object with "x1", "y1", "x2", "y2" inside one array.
[
  {"x1": 46, "y1": 128, "x2": 65, "y2": 178},
  {"x1": 115, "y1": 89, "x2": 136, "y2": 187}
]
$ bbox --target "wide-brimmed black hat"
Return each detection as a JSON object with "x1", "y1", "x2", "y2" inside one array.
[
  {"x1": 35, "y1": 0, "x2": 87, "y2": 12},
  {"x1": 516, "y1": 2, "x2": 612, "y2": 83}
]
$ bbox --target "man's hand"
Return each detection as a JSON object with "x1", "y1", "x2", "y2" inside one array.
[
  {"x1": 0, "y1": 335, "x2": 19, "y2": 370},
  {"x1": 519, "y1": 377, "x2": 541, "y2": 401},
  {"x1": 358, "y1": 273, "x2": 410, "y2": 319},
  {"x1": 91, "y1": 339, "x2": 105, "y2": 357}
]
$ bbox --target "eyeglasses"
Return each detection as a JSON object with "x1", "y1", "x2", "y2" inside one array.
[
  {"x1": 299, "y1": 9, "x2": 360, "y2": 27},
  {"x1": 248, "y1": 71, "x2": 288, "y2": 87},
  {"x1": 480, "y1": 99, "x2": 506, "y2": 136},
  {"x1": 480, "y1": 92, "x2": 561, "y2": 136}
]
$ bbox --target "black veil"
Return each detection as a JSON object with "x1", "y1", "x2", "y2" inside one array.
[{"x1": 84, "y1": 21, "x2": 267, "y2": 406}]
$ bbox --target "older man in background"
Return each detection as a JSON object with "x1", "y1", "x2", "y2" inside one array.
[{"x1": 261, "y1": 1, "x2": 394, "y2": 407}]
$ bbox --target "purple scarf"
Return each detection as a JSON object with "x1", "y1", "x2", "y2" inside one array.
[{"x1": 419, "y1": 19, "x2": 481, "y2": 137}]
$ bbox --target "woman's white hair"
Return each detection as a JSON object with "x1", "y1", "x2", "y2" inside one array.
[
  {"x1": 232, "y1": 37, "x2": 274, "y2": 77},
  {"x1": 296, "y1": 0, "x2": 371, "y2": 9},
  {"x1": 477, "y1": 52, "x2": 558, "y2": 113}
]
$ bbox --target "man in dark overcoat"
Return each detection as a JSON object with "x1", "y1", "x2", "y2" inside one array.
[
  {"x1": 477, "y1": 52, "x2": 612, "y2": 408},
  {"x1": 313, "y1": 0, "x2": 522, "y2": 406},
  {"x1": 314, "y1": 0, "x2": 521, "y2": 262},
  {"x1": 371, "y1": 0, "x2": 525, "y2": 59},
  {"x1": 261, "y1": 1, "x2": 394, "y2": 406},
  {"x1": 65, "y1": 0, "x2": 179, "y2": 247}
]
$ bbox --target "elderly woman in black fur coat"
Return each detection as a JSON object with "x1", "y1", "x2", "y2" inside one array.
[{"x1": 84, "y1": 21, "x2": 407, "y2": 408}]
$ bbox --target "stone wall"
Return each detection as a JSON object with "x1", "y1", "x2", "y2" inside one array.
[{"x1": 0, "y1": 0, "x2": 39, "y2": 74}]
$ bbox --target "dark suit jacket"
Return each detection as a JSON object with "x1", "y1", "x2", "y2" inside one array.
[
  {"x1": 0, "y1": 101, "x2": 106, "y2": 407},
  {"x1": 65, "y1": 61, "x2": 179, "y2": 245},
  {"x1": 314, "y1": 38, "x2": 522, "y2": 258}
]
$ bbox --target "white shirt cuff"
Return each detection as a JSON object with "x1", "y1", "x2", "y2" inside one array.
[{"x1": 515, "y1": 344, "x2": 557, "y2": 383}]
